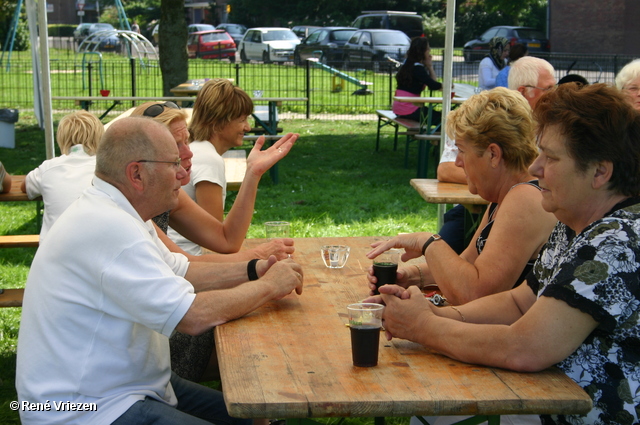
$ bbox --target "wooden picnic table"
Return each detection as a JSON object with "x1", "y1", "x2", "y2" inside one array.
[
  {"x1": 410, "y1": 179, "x2": 488, "y2": 207},
  {"x1": 0, "y1": 175, "x2": 38, "y2": 202},
  {"x1": 216, "y1": 236, "x2": 592, "y2": 422}
]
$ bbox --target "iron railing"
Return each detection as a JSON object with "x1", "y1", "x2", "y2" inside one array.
[{"x1": 0, "y1": 49, "x2": 637, "y2": 120}]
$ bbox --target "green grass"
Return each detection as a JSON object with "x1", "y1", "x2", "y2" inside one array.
[{"x1": 0, "y1": 114, "x2": 436, "y2": 424}]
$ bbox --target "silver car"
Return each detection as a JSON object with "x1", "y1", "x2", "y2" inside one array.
[{"x1": 239, "y1": 28, "x2": 300, "y2": 64}]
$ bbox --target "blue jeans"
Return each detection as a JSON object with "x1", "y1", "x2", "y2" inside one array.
[
  {"x1": 112, "y1": 372, "x2": 253, "y2": 425},
  {"x1": 439, "y1": 204, "x2": 478, "y2": 254}
]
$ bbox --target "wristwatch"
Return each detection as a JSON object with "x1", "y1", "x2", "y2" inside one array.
[{"x1": 421, "y1": 234, "x2": 443, "y2": 256}]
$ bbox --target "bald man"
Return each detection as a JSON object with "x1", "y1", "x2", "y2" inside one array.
[
  {"x1": 17, "y1": 117, "x2": 303, "y2": 425},
  {"x1": 508, "y1": 56, "x2": 556, "y2": 109}
]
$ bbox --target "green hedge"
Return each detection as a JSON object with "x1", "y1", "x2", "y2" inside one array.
[{"x1": 48, "y1": 24, "x2": 76, "y2": 37}]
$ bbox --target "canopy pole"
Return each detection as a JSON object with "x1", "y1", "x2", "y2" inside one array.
[
  {"x1": 437, "y1": 0, "x2": 457, "y2": 229},
  {"x1": 36, "y1": 0, "x2": 55, "y2": 159}
]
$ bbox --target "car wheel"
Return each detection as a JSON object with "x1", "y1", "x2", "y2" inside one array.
[
  {"x1": 294, "y1": 52, "x2": 301, "y2": 66},
  {"x1": 230, "y1": 54, "x2": 236, "y2": 64},
  {"x1": 373, "y1": 60, "x2": 380, "y2": 73},
  {"x1": 463, "y1": 49, "x2": 472, "y2": 63},
  {"x1": 241, "y1": 49, "x2": 249, "y2": 63},
  {"x1": 262, "y1": 51, "x2": 272, "y2": 64},
  {"x1": 319, "y1": 54, "x2": 327, "y2": 65}
]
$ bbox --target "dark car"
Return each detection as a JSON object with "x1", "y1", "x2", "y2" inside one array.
[
  {"x1": 343, "y1": 29, "x2": 410, "y2": 72},
  {"x1": 187, "y1": 30, "x2": 236, "y2": 62},
  {"x1": 216, "y1": 23, "x2": 247, "y2": 46},
  {"x1": 351, "y1": 11, "x2": 424, "y2": 39},
  {"x1": 74, "y1": 23, "x2": 117, "y2": 47},
  {"x1": 291, "y1": 25, "x2": 321, "y2": 40},
  {"x1": 463, "y1": 26, "x2": 550, "y2": 62},
  {"x1": 293, "y1": 27, "x2": 357, "y2": 66}
]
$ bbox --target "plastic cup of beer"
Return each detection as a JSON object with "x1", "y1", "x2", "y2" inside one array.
[
  {"x1": 347, "y1": 303, "x2": 384, "y2": 367},
  {"x1": 372, "y1": 248, "x2": 401, "y2": 295}
]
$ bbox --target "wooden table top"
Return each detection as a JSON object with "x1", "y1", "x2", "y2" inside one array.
[
  {"x1": 0, "y1": 175, "x2": 38, "y2": 202},
  {"x1": 216, "y1": 236, "x2": 591, "y2": 420},
  {"x1": 411, "y1": 179, "x2": 489, "y2": 206}
]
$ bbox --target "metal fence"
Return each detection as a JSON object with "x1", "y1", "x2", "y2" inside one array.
[{"x1": 0, "y1": 49, "x2": 637, "y2": 120}]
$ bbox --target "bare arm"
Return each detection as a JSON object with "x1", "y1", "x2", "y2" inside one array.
[
  {"x1": 168, "y1": 134, "x2": 298, "y2": 255},
  {"x1": 436, "y1": 161, "x2": 466, "y2": 184},
  {"x1": 194, "y1": 181, "x2": 224, "y2": 221},
  {"x1": 176, "y1": 259, "x2": 303, "y2": 335},
  {"x1": 1, "y1": 166, "x2": 11, "y2": 193},
  {"x1": 423, "y1": 184, "x2": 557, "y2": 304},
  {"x1": 379, "y1": 284, "x2": 598, "y2": 372}
]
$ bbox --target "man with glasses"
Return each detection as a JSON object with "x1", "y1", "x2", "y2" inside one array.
[
  {"x1": 16, "y1": 117, "x2": 304, "y2": 425},
  {"x1": 508, "y1": 56, "x2": 557, "y2": 109}
]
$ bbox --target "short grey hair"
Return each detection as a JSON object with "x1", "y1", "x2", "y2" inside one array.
[
  {"x1": 615, "y1": 59, "x2": 640, "y2": 90},
  {"x1": 95, "y1": 117, "x2": 165, "y2": 186},
  {"x1": 508, "y1": 56, "x2": 555, "y2": 92}
]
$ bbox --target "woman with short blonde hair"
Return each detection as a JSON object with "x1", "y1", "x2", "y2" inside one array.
[{"x1": 368, "y1": 87, "x2": 558, "y2": 305}]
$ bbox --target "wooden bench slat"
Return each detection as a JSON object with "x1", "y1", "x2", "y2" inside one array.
[
  {"x1": 0, "y1": 235, "x2": 40, "y2": 248},
  {"x1": 0, "y1": 288, "x2": 24, "y2": 308}
]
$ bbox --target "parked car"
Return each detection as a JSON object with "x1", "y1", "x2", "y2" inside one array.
[
  {"x1": 239, "y1": 28, "x2": 300, "y2": 64},
  {"x1": 73, "y1": 23, "x2": 115, "y2": 46},
  {"x1": 188, "y1": 23, "x2": 217, "y2": 33},
  {"x1": 291, "y1": 25, "x2": 321, "y2": 40},
  {"x1": 351, "y1": 10, "x2": 424, "y2": 39},
  {"x1": 187, "y1": 30, "x2": 236, "y2": 62},
  {"x1": 343, "y1": 29, "x2": 410, "y2": 72},
  {"x1": 463, "y1": 26, "x2": 550, "y2": 62},
  {"x1": 216, "y1": 23, "x2": 247, "y2": 45},
  {"x1": 293, "y1": 27, "x2": 357, "y2": 66}
]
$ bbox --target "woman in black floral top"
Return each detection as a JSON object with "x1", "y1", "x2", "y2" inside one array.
[{"x1": 367, "y1": 83, "x2": 640, "y2": 425}]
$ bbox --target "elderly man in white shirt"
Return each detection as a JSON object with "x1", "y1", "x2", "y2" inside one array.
[{"x1": 16, "y1": 117, "x2": 304, "y2": 425}]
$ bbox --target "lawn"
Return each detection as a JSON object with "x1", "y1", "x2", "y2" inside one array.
[{"x1": 0, "y1": 113, "x2": 438, "y2": 424}]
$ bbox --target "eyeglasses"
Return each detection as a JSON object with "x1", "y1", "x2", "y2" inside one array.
[
  {"x1": 623, "y1": 86, "x2": 640, "y2": 94},
  {"x1": 142, "y1": 101, "x2": 180, "y2": 118},
  {"x1": 135, "y1": 158, "x2": 182, "y2": 169},
  {"x1": 523, "y1": 85, "x2": 554, "y2": 92}
]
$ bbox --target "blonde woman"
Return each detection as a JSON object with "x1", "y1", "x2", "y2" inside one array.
[
  {"x1": 22, "y1": 110, "x2": 103, "y2": 241},
  {"x1": 367, "y1": 88, "x2": 558, "y2": 305}
]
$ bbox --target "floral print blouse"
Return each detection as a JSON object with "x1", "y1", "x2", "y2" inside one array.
[{"x1": 529, "y1": 197, "x2": 640, "y2": 425}]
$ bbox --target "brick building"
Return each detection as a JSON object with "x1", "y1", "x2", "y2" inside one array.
[{"x1": 550, "y1": 0, "x2": 640, "y2": 54}]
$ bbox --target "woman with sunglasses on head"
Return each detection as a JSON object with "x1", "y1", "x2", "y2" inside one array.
[
  {"x1": 131, "y1": 100, "x2": 298, "y2": 385},
  {"x1": 130, "y1": 101, "x2": 296, "y2": 265}
]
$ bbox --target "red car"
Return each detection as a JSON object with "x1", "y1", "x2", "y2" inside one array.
[{"x1": 187, "y1": 30, "x2": 236, "y2": 62}]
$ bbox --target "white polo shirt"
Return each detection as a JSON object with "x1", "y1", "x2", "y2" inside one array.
[
  {"x1": 169, "y1": 140, "x2": 226, "y2": 255},
  {"x1": 16, "y1": 177, "x2": 195, "y2": 425},
  {"x1": 24, "y1": 145, "x2": 96, "y2": 241}
]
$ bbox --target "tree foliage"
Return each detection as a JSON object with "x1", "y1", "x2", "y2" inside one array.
[{"x1": 0, "y1": 2, "x2": 30, "y2": 51}]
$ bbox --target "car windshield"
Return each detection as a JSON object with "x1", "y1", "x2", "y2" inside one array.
[
  {"x1": 263, "y1": 30, "x2": 298, "y2": 41},
  {"x1": 331, "y1": 30, "x2": 357, "y2": 42},
  {"x1": 93, "y1": 24, "x2": 113, "y2": 32},
  {"x1": 514, "y1": 29, "x2": 546, "y2": 40},
  {"x1": 202, "y1": 32, "x2": 229, "y2": 42},
  {"x1": 388, "y1": 16, "x2": 423, "y2": 31},
  {"x1": 372, "y1": 32, "x2": 409, "y2": 45},
  {"x1": 226, "y1": 24, "x2": 246, "y2": 33}
]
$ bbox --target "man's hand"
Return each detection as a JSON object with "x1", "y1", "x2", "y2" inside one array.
[{"x1": 259, "y1": 256, "x2": 303, "y2": 299}]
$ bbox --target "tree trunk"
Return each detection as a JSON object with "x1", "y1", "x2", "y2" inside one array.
[{"x1": 160, "y1": 0, "x2": 188, "y2": 96}]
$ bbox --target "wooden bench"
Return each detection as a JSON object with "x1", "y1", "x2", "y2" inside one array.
[
  {"x1": 0, "y1": 288, "x2": 24, "y2": 308},
  {"x1": 375, "y1": 110, "x2": 420, "y2": 152},
  {"x1": 0, "y1": 235, "x2": 39, "y2": 248}
]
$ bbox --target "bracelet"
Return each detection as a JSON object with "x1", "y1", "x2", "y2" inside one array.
[
  {"x1": 247, "y1": 258, "x2": 260, "y2": 281},
  {"x1": 413, "y1": 264, "x2": 424, "y2": 288},
  {"x1": 450, "y1": 306, "x2": 465, "y2": 322}
]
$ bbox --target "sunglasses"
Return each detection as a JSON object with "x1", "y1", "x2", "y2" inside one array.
[{"x1": 143, "y1": 101, "x2": 180, "y2": 118}]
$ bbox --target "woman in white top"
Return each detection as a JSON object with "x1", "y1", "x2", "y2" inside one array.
[
  {"x1": 477, "y1": 37, "x2": 510, "y2": 91},
  {"x1": 171, "y1": 78, "x2": 297, "y2": 255},
  {"x1": 21, "y1": 110, "x2": 103, "y2": 241}
]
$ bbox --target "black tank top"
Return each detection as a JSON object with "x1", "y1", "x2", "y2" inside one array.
[{"x1": 475, "y1": 180, "x2": 541, "y2": 287}]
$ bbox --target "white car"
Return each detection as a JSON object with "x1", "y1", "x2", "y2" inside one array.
[{"x1": 239, "y1": 28, "x2": 300, "y2": 64}]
